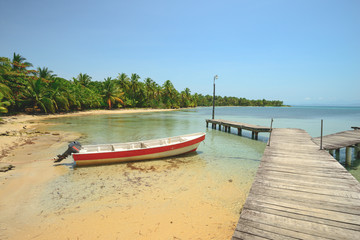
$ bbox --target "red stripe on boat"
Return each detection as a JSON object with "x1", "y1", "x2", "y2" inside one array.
[{"x1": 73, "y1": 135, "x2": 205, "y2": 161}]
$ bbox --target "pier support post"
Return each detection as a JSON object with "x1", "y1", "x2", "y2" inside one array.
[
  {"x1": 251, "y1": 132, "x2": 255, "y2": 139},
  {"x1": 254, "y1": 132, "x2": 259, "y2": 140},
  {"x1": 335, "y1": 149, "x2": 340, "y2": 161},
  {"x1": 267, "y1": 118, "x2": 273, "y2": 146},
  {"x1": 228, "y1": 127, "x2": 231, "y2": 133},
  {"x1": 238, "y1": 128, "x2": 242, "y2": 136},
  {"x1": 346, "y1": 147, "x2": 352, "y2": 166},
  {"x1": 320, "y1": 119, "x2": 323, "y2": 150},
  {"x1": 206, "y1": 121, "x2": 209, "y2": 128},
  {"x1": 218, "y1": 124, "x2": 221, "y2": 130},
  {"x1": 329, "y1": 149, "x2": 334, "y2": 156}
]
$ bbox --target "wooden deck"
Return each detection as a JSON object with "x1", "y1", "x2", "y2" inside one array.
[
  {"x1": 232, "y1": 128, "x2": 360, "y2": 240},
  {"x1": 206, "y1": 119, "x2": 271, "y2": 140},
  {"x1": 312, "y1": 129, "x2": 360, "y2": 150}
]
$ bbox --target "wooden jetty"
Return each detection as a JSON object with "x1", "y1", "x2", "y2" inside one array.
[
  {"x1": 312, "y1": 129, "x2": 360, "y2": 165},
  {"x1": 232, "y1": 128, "x2": 360, "y2": 240},
  {"x1": 206, "y1": 119, "x2": 271, "y2": 140}
]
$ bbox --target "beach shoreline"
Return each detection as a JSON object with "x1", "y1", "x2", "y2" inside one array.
[{"x1": 0, "y1": 108, "x2": 177, "y2": 160}]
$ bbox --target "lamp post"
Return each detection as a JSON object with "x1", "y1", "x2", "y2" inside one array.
[{"x1": 212, "y1": 75, "x2": 218, "y2": 119}]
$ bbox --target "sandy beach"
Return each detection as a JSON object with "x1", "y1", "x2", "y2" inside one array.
[{"x1": 0, "y1": 108, "x2": 245, "y2": 239}]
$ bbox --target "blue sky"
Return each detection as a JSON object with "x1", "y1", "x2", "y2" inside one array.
[{"x1": 1, "y1": 0, "x2": 359, "y2": 105}]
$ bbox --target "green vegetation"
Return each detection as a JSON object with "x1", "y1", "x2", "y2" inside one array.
[{"x1": 0, "y1": 53, "x2": 283, "y2": 115}]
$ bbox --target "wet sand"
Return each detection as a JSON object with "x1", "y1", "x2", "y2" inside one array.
[{"x1": 0, "y1": 109, "x2": 252, "y2": 239}]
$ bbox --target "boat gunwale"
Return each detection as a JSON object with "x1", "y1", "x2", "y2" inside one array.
[{"x1": 73, "y1": 132, "x2": 205, "y2": 156}]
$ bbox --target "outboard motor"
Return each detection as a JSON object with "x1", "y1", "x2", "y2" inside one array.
[{"x1": 54, "y1": 141, "x2": 82, "y2": 163}]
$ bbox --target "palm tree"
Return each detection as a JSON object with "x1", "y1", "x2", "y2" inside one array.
[
  {"x1": 73, "y1": 73, "x2": 92, "y2": 87},
  {"x1": 125, "y1": 73, "x2": 141, "y2": 107},
  {"x1": 70, "y1": 79, "x2": 101, "y2": 110},
  {"x1": 116, "y1": 73, "x2": 130, "y2": 90},
  {"x1": 130, "y1": 73, "x2": 140, "y2": 95},
  {"x1": 23, "y1": 78, "x2": 56, "y2": 113},
  {"x1": 102, "y1": 77, "x2": 124, "y2": 109},
  {"x1": 144, "y1": 77, "x2": 157, "y2": 101},
  {"x1": 11, "y1": 53, "x2": 33, "y2": 72},
  {"x1": 116, "y1": 73, "x2": 130, "y2": 103},
  {"x1": 180, "y1": 88, "x2": 192, "y2": 107},
  {"x1": 48, "y1": 77, "x2": 71, "y2": 111},
  {"x1": 37, "y1": 67, "x2": 57, "y2": 80},
  {"x1": 162, "y1": 80, "x2": 179, "y2": 108}
]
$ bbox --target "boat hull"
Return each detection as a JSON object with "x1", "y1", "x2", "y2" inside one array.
[{"x1": 73, "y1": 133, "x2": 205, "y2": 166}]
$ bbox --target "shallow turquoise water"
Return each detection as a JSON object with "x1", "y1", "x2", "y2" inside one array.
[
  {"x1": 45, "y1": 106, "x2": 360, "y2": 189},
  {"x1": 46, "y1": 108, "x2": 267, "y2": 174}
]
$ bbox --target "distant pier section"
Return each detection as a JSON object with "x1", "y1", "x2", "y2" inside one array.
[
  {"x1": 206, "y1": 119, "x2": 271, "y2": 140},
  {"x1": 312, "y1": 129, "x2": 360, "y2": 165}
]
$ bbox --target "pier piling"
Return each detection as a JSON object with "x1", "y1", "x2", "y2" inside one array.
[{"x1": 346, "y1": 147, "x2": 352, "y2": 166}]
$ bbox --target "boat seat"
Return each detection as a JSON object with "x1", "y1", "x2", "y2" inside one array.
[
  {"x1": 130, "y1": 143, "x2": 142, "y2": 149},
  {"x1": 113, "y1": 143, "x2": 131, "y2": 151},
  {"x1": 98, "y1": 145, "x2": 113, "y2": 152},
  {"x1": 167, "y1": 137, "x2": 184, "y2": 144},
  {"x1": 82, "y1": 146, "x2": 98, "y2": 153}
]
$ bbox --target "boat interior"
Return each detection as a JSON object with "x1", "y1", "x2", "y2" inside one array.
[{"x1": 80, "y1": 136, "x2": 191, "y2": 153}]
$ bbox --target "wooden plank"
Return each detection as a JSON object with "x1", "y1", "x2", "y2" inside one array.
[
  {"x1": 246, "y1": 195, "x2": 360, "y2": 225},
  {"x1": 253, "y1": 178, "x2": 360, "y2": 200},
  {"x1": 249, "y1": 184, "x2": 360, "y2": 206},
  {"x1": 247, "y1": 192, "x2": 360, "y2": 215},
  {"x1": 234, "y1": 219, "x2": 328, "y2": 240},
  {"x1": 244, "y1": 199, "x2": 360, "y2": 228},
  {"x1": 254, "y1": 169, "x2": 359, "y2": 185},
  {"x1": 232, "y1": 230, "x2": 269, "y2": 240},
  {"x1": 244, "y1": 202, "x2": 360, "y2": 230},
  {"x1": 257, "y1": 174, "x2": 360, "y2": 192}
]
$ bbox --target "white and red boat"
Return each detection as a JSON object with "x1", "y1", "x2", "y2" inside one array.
[{"x1": 71, "y1": 132, "x2": 205, "y2": 166}]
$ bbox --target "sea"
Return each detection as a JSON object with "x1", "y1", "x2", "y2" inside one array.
[
  {"x1": 40, "y1": 106, "x2": 360, "y2": 237},
  {"x1": 46, "y1": 105, "x2": 360, "y2": 170}
]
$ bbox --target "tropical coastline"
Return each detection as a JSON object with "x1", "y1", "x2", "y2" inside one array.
[
  {"x1": 1, "y1": 1, "x2": 359, "y2": 238},
  {"x1": 1, "y1": 106, "x2": 360, "y2": 239},
  {"x1": 0, "y1": 108, "x2": 177, "y2": 161}
]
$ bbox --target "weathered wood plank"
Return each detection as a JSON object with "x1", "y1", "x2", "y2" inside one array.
[
  {"x1": 234, "y1": 219, "x2": 329, "y2": 240},
  {"x1": 244, "y1": 199, "x2": 360, "y2": 228},
  {"x1": 257, "y1": 174, "x2": 360, "y2": 192},
  {"x1": 247, "y1": 192, "x2": 360, "y2": 215},
  {"x1": 245, "y1": 196, "x2": 360, "y2": 226}
]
